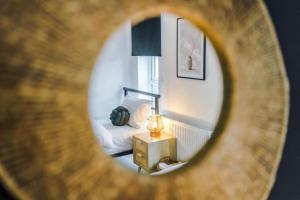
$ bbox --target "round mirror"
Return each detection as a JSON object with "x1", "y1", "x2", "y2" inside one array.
[
  {"x1": 0, "y1": 1, "x2": 289, "y2": 199},
  {"x1": 88, "y1": 12, "x2": 223, "y2": 175}
]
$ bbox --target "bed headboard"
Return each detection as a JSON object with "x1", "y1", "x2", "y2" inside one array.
[{"x1": 123, "y1": 87, "x2": 161, "y2": 114}]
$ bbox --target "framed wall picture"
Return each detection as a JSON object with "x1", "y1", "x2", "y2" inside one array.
[{"x1": 177, "y1": 18, "x2": 206, "y2": 80}]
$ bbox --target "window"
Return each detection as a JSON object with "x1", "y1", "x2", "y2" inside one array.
[{"x1": 137, "y1": 56, "x2": 159, "y2": 94}]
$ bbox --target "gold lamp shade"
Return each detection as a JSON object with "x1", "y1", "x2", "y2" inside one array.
[{"x1": 147, "y1": 115, "x2": 164, "y2": 137}]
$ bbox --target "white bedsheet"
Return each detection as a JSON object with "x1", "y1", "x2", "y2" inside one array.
[{"x1": 95, "y1": 119, "x2": 148, "y2": 154}]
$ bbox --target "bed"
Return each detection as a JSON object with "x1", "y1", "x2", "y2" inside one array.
[
  {"x1": 96, "y1": 119, "x2": 148, "y2": 157},
  {"x1": 92, "y1": 87, "x2": 161, "y2": 157}
]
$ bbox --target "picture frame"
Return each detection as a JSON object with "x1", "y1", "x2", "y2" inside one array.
[{"x1": 177, "y1": 18, "x2": 206, "y2": 80}]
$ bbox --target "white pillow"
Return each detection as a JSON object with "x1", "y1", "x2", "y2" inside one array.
[
  {"x1": 91, "y1": 119, "x2": 114, "y2": 148},
  {"x1": 122, "y1": 96, "x2": 152, "y2": 128}
]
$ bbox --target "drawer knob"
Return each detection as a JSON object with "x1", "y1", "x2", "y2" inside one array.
[{"x1": 137, "y1": 153, "x2": 143, "y2": 158}]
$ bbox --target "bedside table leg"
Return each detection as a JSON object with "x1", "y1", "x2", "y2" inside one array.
[{"x1": 138, "y1": 167, "x2": 141, "y2": 174}]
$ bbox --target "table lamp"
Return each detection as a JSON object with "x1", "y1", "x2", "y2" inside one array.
[{"x1": 147, "y1": 114, "x2": 164, "y2": 137}]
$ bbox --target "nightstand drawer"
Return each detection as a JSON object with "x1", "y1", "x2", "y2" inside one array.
[
  {"x1": 134, "y1": 138, "x2": 147, "y2": 153},
  {"x1": 133, "y1": 133, "x2": 177, "y2": 173},
  {"x1": 134, "y1": 151, "x2": 147, "y2": 168}
]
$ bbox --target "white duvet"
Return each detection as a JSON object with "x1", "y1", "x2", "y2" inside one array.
[{"x1": 92, "y1": 119, "x2": 148, "y2": 155}]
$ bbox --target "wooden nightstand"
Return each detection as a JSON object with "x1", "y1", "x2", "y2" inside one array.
[{"x1": 132, "y1": 132, "x2": 177, "y2": 173}]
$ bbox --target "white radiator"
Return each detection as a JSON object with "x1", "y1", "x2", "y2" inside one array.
[{"x1": 162, "y1": 117, "x2": 212, "y2": 162}]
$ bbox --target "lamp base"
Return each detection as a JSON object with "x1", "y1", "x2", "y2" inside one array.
[{"x1": 150, "y1": 131, "x2": 161, "y2": 137}]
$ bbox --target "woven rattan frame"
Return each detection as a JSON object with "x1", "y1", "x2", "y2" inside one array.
[{"x1": 0, "y1": 1, "x2": 289, "y2": 200}]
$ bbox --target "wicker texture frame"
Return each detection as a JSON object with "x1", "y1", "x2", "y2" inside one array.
[{"x1": 0, "y1": 0, "x2": 289, "y2": 200}]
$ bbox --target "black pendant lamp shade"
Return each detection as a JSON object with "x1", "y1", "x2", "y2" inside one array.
[{"x1": 132, "y1": 16, "x2": 161, "y2": 56}]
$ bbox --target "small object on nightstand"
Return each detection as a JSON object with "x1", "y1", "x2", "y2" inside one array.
[
  {"x1": 133, "y1": 132, "x2": 176, "y2": 173},
  {"x1": 147, "y1": 114, "x2": 164, "y2": 137}
]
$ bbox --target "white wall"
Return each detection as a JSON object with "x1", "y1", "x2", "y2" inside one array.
[
  {"x1": 159, "y1": 13, "x2": 223, "y2": 131},
  {"x1": 88, "y1": 22, "x2": 137, "y2": 119}
]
